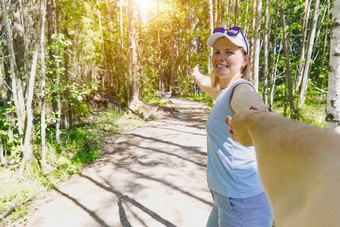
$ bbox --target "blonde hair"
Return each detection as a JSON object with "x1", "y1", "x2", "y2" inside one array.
[{"x1": 211, "y1": 51, "x2": 251, "y2": 89}]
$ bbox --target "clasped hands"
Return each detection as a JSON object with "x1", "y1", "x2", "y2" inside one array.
[{"x1": 225, "y1": 105, "x2": 269, "y2": 147}]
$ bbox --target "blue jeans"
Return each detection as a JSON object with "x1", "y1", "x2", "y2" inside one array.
[{"x1": 206, "y1": 191, "x2": 273, "y2": 227}]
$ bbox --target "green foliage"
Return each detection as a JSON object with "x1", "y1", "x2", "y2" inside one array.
[
  {"x1": 0, "y1": 107, "x2": 143, "y2": 223},
  {"x1": 182, "y1": 92, "x2": 213, "y2": 108}
]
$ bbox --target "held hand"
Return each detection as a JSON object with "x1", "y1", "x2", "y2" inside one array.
[
  {"x1": 225, "y1": 106, "x2": 265, "y2": 146},
  {"x1": 188, "y1": 64, "x2": 200, "y2": 79}
]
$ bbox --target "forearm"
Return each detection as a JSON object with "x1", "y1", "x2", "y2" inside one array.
[
  {"x1": 192, "y1": 74, "x2": 218, "y2": 100},
  {"x1": 243, "y1": 112, "x2": 338, "y2": 176}
]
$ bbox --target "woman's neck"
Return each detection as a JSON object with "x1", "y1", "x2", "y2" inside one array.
[{"x1": 219, "y1": 73, "x2": 243, "y2": 89}]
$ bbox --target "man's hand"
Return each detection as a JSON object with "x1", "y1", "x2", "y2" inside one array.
[{"x1": 225, "y1": 106, "x2": 266, "y2": 146}]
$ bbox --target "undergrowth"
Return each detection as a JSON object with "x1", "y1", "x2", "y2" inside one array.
[
  {"x1": 0, "y1": 107, "x2": 143, "y2": 224},
  {"x1": 183, "y1": 86, "x2": 326, "y2": 127}
]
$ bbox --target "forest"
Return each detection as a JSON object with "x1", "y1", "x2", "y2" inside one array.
[{"x1": 1, "y1": 0, "x2": 340, "y2": 222}]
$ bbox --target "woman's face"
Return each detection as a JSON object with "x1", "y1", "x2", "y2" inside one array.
[{"x1": 212, "y1": 38, "x2": 248, "y2": 80}]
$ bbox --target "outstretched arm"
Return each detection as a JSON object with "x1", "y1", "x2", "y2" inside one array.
[
  {"x1": 188, "y1": 64, "x2": 219, "y2": 100},
  {"x1": 226, "y1": 110, "x2": 340, "y2": 226}
]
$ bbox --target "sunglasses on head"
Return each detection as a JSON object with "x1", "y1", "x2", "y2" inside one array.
[{"x1": 212, "y1": 27, "x2": 248, "y2": 54}]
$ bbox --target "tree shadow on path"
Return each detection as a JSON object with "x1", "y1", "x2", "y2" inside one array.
[{"x1": 79, "y1": 173, "x2": 178, "y2": 227}]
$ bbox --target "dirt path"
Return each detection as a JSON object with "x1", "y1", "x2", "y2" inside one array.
[{"x1": 19, "y1": 98, "x2": 212, "y2": 227}]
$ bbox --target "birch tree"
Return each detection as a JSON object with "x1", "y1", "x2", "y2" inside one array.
[
  {"x1": 96, "y1": 0, "x2": 109, "y2": 93},
  {"x1": 120, "y1": 0, "x2": 127, "y2": 104},
  {"x1": 262, "y1": 0, "x2": 269, "y2": 104},
  {"x1": 326, "y1": 0, "x2": 340, "y2": 132},
  {"x1": 1, "y1": 0, "x2": 25, "y2": 138},
  {"x1": 298, "y1": 0, "x2": 320, "y2": 109},
  {"x1": 295, "y1": 0, "x2": 312, "y2": 93},
  {"x1": 40, "y1": 0, "x2": 47, "y2": 171},
  {"x1": 130, "y1": 0, "x2": 139, "y2": 103},
  {"x1": 208, "y1": 0, "x2": 213, "y2": 73},
  {"x1": 280, "y1": 0, "x2": 295, "y2": 117},
  {"x1": 157, "y1": 0, "x2": 163, "y2": 93},
  {"x1": 19, "y1": 0, "x2": 47, "y2": 174},
  {"x1": 269, "y1": 5, "x2": 280, "y2": 108},
  {"x1": 252, "y1": 0, "x2": 262, "y2": 90}
]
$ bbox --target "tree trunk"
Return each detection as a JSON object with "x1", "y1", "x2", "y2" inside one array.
[
  {"x1": 294, "y1": 0, "x2": 311, "y2": 93},
  {"x1": 120, "y1": 0, "x2": 126, "y2": 105},
  {"x1": 244, "y1": 1, "x2": 250, "y2": 35},
  {"x1": 326, "y1": 0, "x2": 340, "y2": 132},
  {"x1": 269, "y1": 5, "x2": 279, "y2": 108},
  {"x1": 97, "y1": 0, "x2": 110, "y2": 96},
  {"x1": 19, "y1": 0, "x2": 47, "y2": 175},
  {"x1": 234, "y1": 0, "x2": 238, "y2": 26},
  {"x1": 40, "y1": 0, "x2": 47, "y2": 171},
  {"x1": 214, "y1": 0, "x2": 220, "y2": 27},
  {"x1": 0, "y1": 65, "x2": 6, "y2": 165},
  {"x1": 0, "y1": 140, "x2": 4, "y2": 165},
  {"x1": 130, "y1": 0, "x2": 139, "y2": 103},
  {"x1": 298, "y1": 0, "x2": 320, "y2": 109},
  {"x1": 157, "y1": 0, "x2": 163, "y2": 93},
  {"x1": 19, "y1": 48, "x2": 39, "y2": 175},
  {"x1": 1, "y1": 0, "x2": 25, "y2": 137},
  {"x1": 47, "y1": 0, "x2": 58, "y2": 122},
  {"x1": 0, "y1": 60, "x2": 5, "y2": 104},
  {"x1": 249, "y1": 0, "x2": 256, "y2": 81},
  {"x1": 208, "y1": 0, "x2": 214, "y2": 74},
  {"x1": 318, "y1": 0, "x2": 331, "y2": 76},
  {"x1": 169, "y1": 1, "x2": 176, "y2": 95},
  {"x1": 11, "y1": 0, "x2": 26, "y2": 74},
  {"x1": 280, "y1": 0, "x2": 295, "y2": 118},
  {"x1": 11, "y1": 0, "x2": 26, "y2": 121},
  {"x1": 126, "y1": 0, "x2": 131, "y2": 104},
  {"x1": 47, "y1": 0, "x2": 61, "y2": 145},
  {"x1": 137, "y1": 3, "x2": 145, "y2": 98},
  {"x1": 252, "y1": 0, "x2": 262, "y2": 91},
  {"x1": 262, "y1": 0, "x2": 269, "y2": 104},
  {"x1": 312, "y1": 0, "x2": 329, "y2": 77}
]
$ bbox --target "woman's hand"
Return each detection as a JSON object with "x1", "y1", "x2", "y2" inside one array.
[{"x1": 188, "y1": 64, "x2": 200, "y2": 79}]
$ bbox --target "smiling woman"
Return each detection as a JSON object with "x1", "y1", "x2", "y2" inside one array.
[{"x1": 189, "y1": 27, "x2": 274, "y2": 226}]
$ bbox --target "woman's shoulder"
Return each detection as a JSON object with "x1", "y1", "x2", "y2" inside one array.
[{"x1": 232, "y1": 80, "x2": 255, "y2": 92}]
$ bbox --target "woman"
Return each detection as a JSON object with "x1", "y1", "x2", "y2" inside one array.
[{"x1": 189, "y1": 27, "x2": 273, "y2": 227}]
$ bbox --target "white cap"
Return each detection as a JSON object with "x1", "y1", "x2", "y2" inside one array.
[{"x1": 207, "y1": 29, "x2": 249, "y2": 54}]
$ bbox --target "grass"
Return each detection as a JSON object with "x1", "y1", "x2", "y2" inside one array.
[
  {"x1": 183, "y1": 87, "x2": 326, "y2": 128},
  {"x1": 182, "y1": 92, "x2": 214, "y2": 108},
  {"x1": 0, "y1": 107, "x2": 144, "y2": 224},
  {"x1": 272, "y1": 87, "x2": 327, "y2": 128}
]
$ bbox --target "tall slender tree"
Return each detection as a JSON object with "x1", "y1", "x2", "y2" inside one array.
[
  {"x1": 262, "y1": 0, "x2": 270, "y2": 104},
  {"x1": 19, "y1": 0, "x2": 47, "y2": 174},
  {"x1": 120, "y1": 0, "x2": 127, "y2": 104},
  {"x1": 252, "y1": 0, "x2": 262, "y2": 90},
  {"x1": 280, "y1": 0, "x2": 295, "y2": 117},
  {"x1": 130, "y1": 0, "x2": 139, "y2": 103},
  {"x1": 97, "y1": 0, "x2": 110, "y2": 94},
  {"x1": 326, "y1": 0, "x2": 340, "y2": 132},
  {"x1": 157, "y1": 0, "x2": 163, "y2": 93},
  {"x1": 40, "y1": 0, "x2": 47, "y2": 171},
  {"x1": 1, "y1": 0, "x2": 25, "y2": 138},
  {"x1": 295, "y1": 0, "x2": 312, "y2": 93},
  {"x1": 298, "y1": 0, "x2": 320, "y2": 109}
]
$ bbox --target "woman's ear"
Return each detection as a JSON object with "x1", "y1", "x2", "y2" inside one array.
[{"x1": 243, "y1": 55, "x2": 249, "y2": 67}]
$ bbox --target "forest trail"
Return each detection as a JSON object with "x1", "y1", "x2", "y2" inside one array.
[{"x1": 19, "y1": 98, "x2": 212, "y2": 227}]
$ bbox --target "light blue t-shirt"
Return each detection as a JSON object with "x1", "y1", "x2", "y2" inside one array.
[{"x1": 206, "y1": 80, "x2": 264, "y2": 198}]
